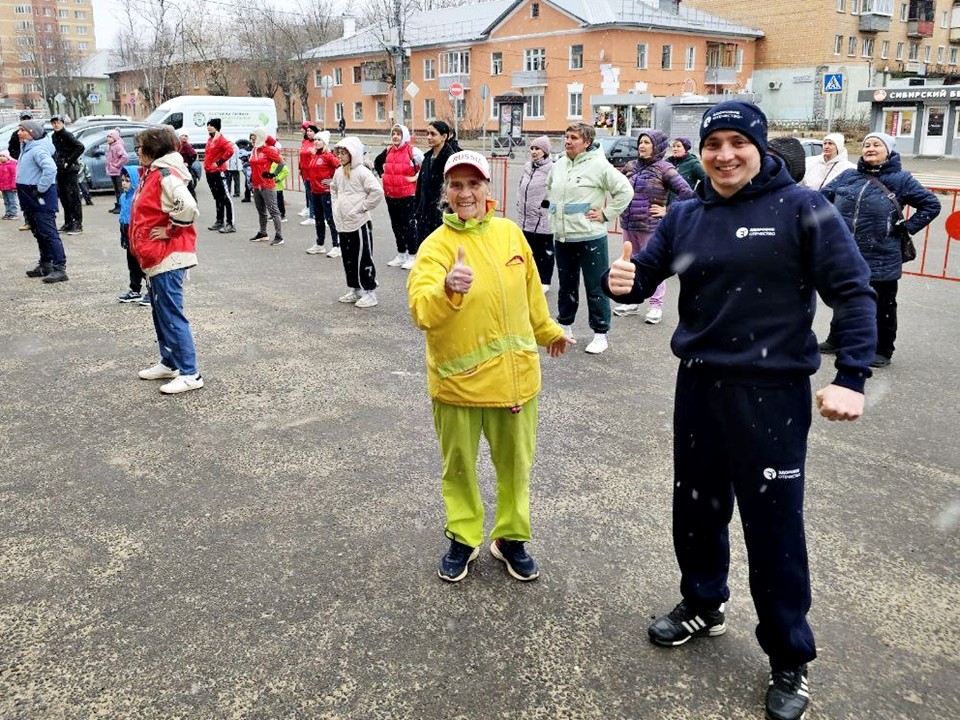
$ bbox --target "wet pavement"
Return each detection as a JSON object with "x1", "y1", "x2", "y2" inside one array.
[{"x1": 1, "y1": 181, "x2": 958, "y2": 720}]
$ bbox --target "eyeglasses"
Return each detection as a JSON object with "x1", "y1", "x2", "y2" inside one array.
[{"x1": 134, "y1": 146, "x2": 141, "y2": 152}]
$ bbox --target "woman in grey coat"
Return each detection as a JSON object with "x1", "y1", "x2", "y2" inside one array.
[{"x1": 516, "y1": 135, "x2": 554, "y2": 292}]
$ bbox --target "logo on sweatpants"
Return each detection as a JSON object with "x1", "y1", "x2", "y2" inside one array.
[{"x1": 763, "y1": 467, "x2": 801, "y2": 481}]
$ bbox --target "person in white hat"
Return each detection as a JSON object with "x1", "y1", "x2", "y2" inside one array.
[{"x1": 407, "y1": 149, "x2": 575, "y2": 585}]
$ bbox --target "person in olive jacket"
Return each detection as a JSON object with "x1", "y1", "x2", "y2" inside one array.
[{"x1": 820, "y1": 132, "x2": 940, "y2": 368}]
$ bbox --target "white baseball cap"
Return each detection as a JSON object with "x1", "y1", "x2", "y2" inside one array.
[{"x1": 443, "y1": 150, "x2": 490, "y2": 180}]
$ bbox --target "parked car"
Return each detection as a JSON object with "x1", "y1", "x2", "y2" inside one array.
[
  {"x1": 596, "y1": 134, "x2": 638, "y2": 168},
  {"x1": 80, "y1": 126, "x2": 144, "y2": 190},
  {"x1": 799, "y1": 138, "x2": 823, "y2": 157},
  {"x1": 72, "y1": 122, "x2": 150, "y2": 143}
]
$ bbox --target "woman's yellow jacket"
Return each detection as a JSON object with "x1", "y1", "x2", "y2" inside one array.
[{"x1": 407, "y1": 210, "x2": 566, "y2": 407}]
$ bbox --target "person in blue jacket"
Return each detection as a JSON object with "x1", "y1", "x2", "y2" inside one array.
[
  {"x1": 604, "y1": 101, "x2": 877, "y2": 720},
  {"x1": 116, "y1": 164, "x2": 149, "y2": 306},
  {"x1": 16, "y1": 121, "x2": 68, "y2": 283},
  {"x1": 820, "y1": 132, "x2": 940, "y2": 368}
]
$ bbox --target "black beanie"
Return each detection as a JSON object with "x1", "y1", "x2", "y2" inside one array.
[
  {"x1": 767, "y1": 137, "x2": 807, "y2": 184},
  {"x1": 208, "y1": 118, "x2": 222, "y2": 131},
  {"x1": 700, "y1": 101, "x2": 768, "y2": 155}
]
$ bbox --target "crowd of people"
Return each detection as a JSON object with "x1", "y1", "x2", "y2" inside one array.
[{"x1": 6, "y1": 100, "x2": 945, "y2": 720}]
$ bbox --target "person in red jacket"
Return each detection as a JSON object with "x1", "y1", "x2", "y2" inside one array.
[
  {"x1": 202, "y1": 118, "x2": 235, "y2": 234},
  {"x1": 376, "y1": 123, "x2": 423, "y2": 268},
  {"x1": 303, "y1": 130, "x2": 341, "y2": 257},
  {"x1": 129, "y1": 126, "x2": 203, "y2": 395},
  {"x1": 298, "y1": 122, "x2": 316, "y2": 223},
  {"x1": 246, "y1": 127, "x2": 286, "y2": 246}
]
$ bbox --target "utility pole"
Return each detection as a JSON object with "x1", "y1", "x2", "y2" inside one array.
[{"x1": 392, "y1": 0, "x2": 405, "y2": 127}]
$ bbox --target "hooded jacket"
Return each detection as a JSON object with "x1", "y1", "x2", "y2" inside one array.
[
  {"x1": 603, "y1": 154, "x2": 878, "y2": 393},
  {"x1": 620, "y1": 130, "x2": 695, "y2": 233},
  {"x1": 407, "y1": 206, "x2": 565, "y2": 407},
  {"x1": 203, "y1": 131, "x2": 233, "y2": 173},
  {"x1": 545, "y1": 144, "x2": 633, "y2": 242},
  {"x1": 105, "y1": 131, "x2": 129, "y2": 177},
  {"x1": 802, "y1": 133, "x2": 856, "y2": 190},
  {"x1": 381, "y1": 125, "x2": 424, "y2": 200},
  {"x1": 0, "y1": 154, "x2": 17, "y2": 191},
  {"x1": 247, "y1": 127, "x2": 284, "y2": 191},
  {"x1": 303, "y1": 137, "x2": 339, "y2": 192},
  {"x1": 118, "y1": 163, "x2": 140, "y2": 225},
  {"x1": 330, "y1": 136, "x2": 384, "y2": 233},
  {"x1": 667, "y1": 151, "x2": 706, "y2": 194},
  {"x1": 15, "y1": 135, "x2": 57, "y2": 192},
  {"x1": 129, "y1": 152, "x2": 199, "y2": 278},
  {"x1": 821, "y1": 152, "x2": 941, "y2": 281},
  {"x1": 516, "y1": 154, "x2": 553, "y2": 234}
]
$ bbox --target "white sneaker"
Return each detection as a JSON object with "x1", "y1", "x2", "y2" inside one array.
[
  {"x1": 542, "y1": 283, "x2": 550, "y2": 294},
  {"x1": 297, "y1": 208, "x2": 309, "y2": 217},
  {"x1": 584, "y1": 333, "x2": 608, "y2": 354},
  {"x1": 401, "y1": 254, "x2": 416, "y2": 270},
  {"x1": 338, "y1": 289, "x2": 362, "y2": 303},
  {"x1": 387, "y1": 253, "x2": 406, "y2": 267},
  {"x1": 305, "y1": 244, "x2": 325, "y2": 255},
  {"x1": 326, "y1": 246, "x2": 342, "y2": 258},
  {"x1": 560, "y1": 324, "x2": 574, "y2": 340},
  {"x1": 645, "y1": 307, "x2": 663, "y2": 324},
  {"x1": 612, "y1": 303, "x2": 641, "y2": 317},
  {"x1": 159, "y1": 373, "x2": 204, "y2": 394},
  {"x1": 138, "y1": 363, "x2": 179, "y2": 380},
  {"x1": 355, "y1": 291, "x2": 379, "y2": 308},
  {"x1": 299, "y1": 218, "x2": 315, "y2": 225}
]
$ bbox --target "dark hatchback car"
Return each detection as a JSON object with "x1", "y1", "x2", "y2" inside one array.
[{"x1": 596, "y1": 135, "x2": 638, "y2": 168}]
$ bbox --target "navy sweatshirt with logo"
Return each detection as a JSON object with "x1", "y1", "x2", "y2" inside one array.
[{"x1": 602, "y1": 155, "x2": 877, "y2": 393}]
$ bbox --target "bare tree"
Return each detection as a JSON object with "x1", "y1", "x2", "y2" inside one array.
[
  {"x1": 114, "y1": 0, "x2": 185, "y2": 110},
  {"x1": 182, "y1": 14, "x2": 233, "y2": 96},
  {"x1": 22, "y1": 22, "x2": 91, "y2": 117}
]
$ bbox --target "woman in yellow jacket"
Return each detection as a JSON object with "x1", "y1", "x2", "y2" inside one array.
[{"x1": 407, "y1": 150, "x2": 575, "y2": 583}]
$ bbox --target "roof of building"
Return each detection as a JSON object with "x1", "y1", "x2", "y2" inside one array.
[
  {"x1": 306, "y1": 0, "x2": 762, "y2": 60},
  {"x1": 77, "y1": 50, "x2": 114, "y2": 78}
]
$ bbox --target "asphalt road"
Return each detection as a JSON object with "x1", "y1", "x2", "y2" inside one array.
[{"x1": 1, "y1": 179, "x2": 958, "y2": 720}]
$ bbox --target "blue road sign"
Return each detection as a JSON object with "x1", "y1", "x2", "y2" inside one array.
[{"x1": 823, "y1": 73, "x2": 843, "y2": 93}]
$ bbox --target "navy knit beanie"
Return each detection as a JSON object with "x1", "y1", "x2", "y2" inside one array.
[{"x1": 700, "y1": 101, "x2": 768, "y2": 155}]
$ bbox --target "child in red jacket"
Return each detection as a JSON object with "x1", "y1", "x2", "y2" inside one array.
[
  {"x1": 304, "y1": 130, "x2": 341, "y2": 257},
  {"x1": 0, "y1": 150, "x2": 19, "y2": 219}
]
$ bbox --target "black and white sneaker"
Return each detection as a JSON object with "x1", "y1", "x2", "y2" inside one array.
[
  {"x1": 118, "y1": 290, "x2": 142, "y2": 303},
  {"x1": 765, "y1": 665, "x2": 809, "y2": 720},
  {"x1": 648, "y1": 599, "x2": 726, "y2": 646}
]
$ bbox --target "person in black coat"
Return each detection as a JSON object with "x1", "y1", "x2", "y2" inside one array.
[
  {"x1": 9, "y1": 111, "x2": 33, "y2": 160},
  {"x1": 412, "y1": 121, "x2": 459, "y2": 268},
  {"x1": 821, "y1": 132, "x2": 940, "y2": 367},
  {"x1": 50, "y1": 115, "x2": 85, "y2": 234}
]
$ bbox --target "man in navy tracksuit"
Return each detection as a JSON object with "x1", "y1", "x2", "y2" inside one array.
[{"x1": 603, "y1": 101, "x2": 877, "y2": 720}]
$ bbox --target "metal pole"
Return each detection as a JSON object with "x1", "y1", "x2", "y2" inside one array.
[
  {"x1": 454, "y1": 97, "x2": 459, "y2": 141},
  {"x1": 827, "y1": 93, "x2": 833, "y2": 133}
]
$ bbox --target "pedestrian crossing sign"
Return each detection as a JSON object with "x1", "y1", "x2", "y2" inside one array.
[{"x1": 823, "y1": 74, "x2": 843, "y2": 94}]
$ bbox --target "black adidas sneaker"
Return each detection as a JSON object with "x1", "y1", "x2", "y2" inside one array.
[{"x1": 648, "y1": 599, "x2": 726, "y2": 646}]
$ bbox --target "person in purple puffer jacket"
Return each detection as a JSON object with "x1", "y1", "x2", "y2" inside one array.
[
  {"x1": 516, "y1": 135, "x2": 554, "y2": 292},
  {"x1": 613, "y1": 129, "x2": 694, "y2": 324}
]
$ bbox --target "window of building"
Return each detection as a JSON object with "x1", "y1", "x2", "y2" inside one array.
[
  {"x1": 74, "y1": 9, "x2": 85, "y2": 17},
  {"x1": 439, "y1": 50, "x2": 470, "y2": 76},
  {"x1": 376, "y1": 101, "x2": 386, "y2": 122},
  {"x1": 424, "y1": 58, "x2": 435, "y2": 80},
  {"x1": 685, "y1": 45, "x2": 696, "y2": 70},
  {"x1": 568, "y1": 92, "x2": 583, "y2": 118},
  {"x1": 570, "y1": 44, "x2": 583, "y2": 70},
  {"x1": 15, "y1": 20, "x2": 32, "y2": 29},
  {"x1": 20, "y1": 67, "x2": 36, "y2": 76},
  {"x1": 637, "y1": 43, "x2": 648, "y2": 69},
  {"x1": 531, "y1": 2, "x2": 539, "y2": 17},
  {"x1": 880, "y1": 40, "x2": 889, "y2": 58},
  {"x1": 424, "y1": 98, "x2": 436, "y2": 120},
  {"x1": 862, "y1": 38, "x2": 874, "y2": 56},
  {"x1": 403, "y1": 65, "x2": 410, "y2": 82},
  {"x1": 353, "y1": 102, "x2": 362, "y2": 121},
  {"x1": 851, "y1": 0, "x2": 860, "y2": 14},
  {"x1": 78, "y1": 41, "x2": 87, "y2": 51},
  {"x1": 403, "y1": 100, "x2": 410, "y2": 120},
  {"x1": 333, "y1": 68, "x2": 342, "y2": 85},
  {"x1": 938, "y1": 45, "x2": 945, "y2": 64},
  {"x1": 490, "y1": 97, "x2": 499, "y2": 120},
  {"x1": 313, "y1": 69, "x2": 321, "y2": 87},
  {"x1": 661, "y1": 44, "x2": 672, "y2": 69},
  {"x1": 57, "y1": 8, "x2": 68, "y2": 16},
  {"x1": 847, "y1": 37, "x2": 857, "y2": 55},
  {"x1": 75, "y1": 25, "x2": 86, "y2": 34},
  {"x1": 942, "y1": 10, "x2": 948, "y2": 27},
  {"x1": 900, "y1": 2, "x2": 908, "y2": 21},
  {"x1": 334, "y1": 102, "x2": 343, "y2": 121},
  {"x1": 836, "y1": 0, "x2": 845, "y2": 9},
  {"x1": 14, "y1": 5, "x2": 30, "y2": 13},
  {"x1": 352, "y1": 66, "x2": 362, "y2": 83},
  {"x1": 491, "y1": 52, "x2": 502, "y2": 76},
  {"x1": 16, "y1": 37, "x2": 31, "y2": 46},
  {"x1": 525, "y1": 48, "x2": 546, "y2": 71},
  {"x1": 950, "y1": 47, "x2": 958, "y2": 65},
  {"x1": 924, "y1": 44, "x2": 931, "y2": 63},
  {"x1": 524, "y1": 89, "x2": 544, "y2": 118},
  {"x1": 862, "y1": 0, "x2": 894, "y2": 13},
  {"x1": 908, "y1": 42, "x2": 919, "y2": 60},
  {"x1": 896, "y1": 41, "x2": 904, "y2": 59},
  {"x1": 314, "y1": 103, "x2": 324, "y2": 124}
]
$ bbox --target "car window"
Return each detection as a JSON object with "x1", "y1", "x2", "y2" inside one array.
[
  {"x1": 166, "y1": 112, "x2": 183, "y2": 130},
  {"x1": 89, "y1": 142, "x2": 107, "y2": 157},
  {"x1": 122, "y1": 135, "x2": 136, "y2": 152}
]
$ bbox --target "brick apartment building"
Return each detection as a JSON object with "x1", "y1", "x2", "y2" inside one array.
[
  {"x1": 0, "y1": 0, "x2": 97, "y2": 108},
  {"x1": 303, "y1": 0, "x2": 761, "y2": 137}
]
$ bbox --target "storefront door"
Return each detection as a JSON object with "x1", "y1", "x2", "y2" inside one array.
[{"x1": 919, "y1": 105, "x2": 946, "y2": 156}]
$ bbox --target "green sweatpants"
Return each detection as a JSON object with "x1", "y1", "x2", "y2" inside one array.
[{"x1": 432, "y1": 397, "x2": 539, "y2": 548}]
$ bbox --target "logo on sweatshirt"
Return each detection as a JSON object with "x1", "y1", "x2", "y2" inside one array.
[
  {"x1": 736, "y1": 226, "x2": 776, "y2": 239},
  {"x1": 506, "y1": 255, "x2": 525, "y2": 266},
  {"x1": 762, "y1": 467, "x2": 801, "y2": 481}
]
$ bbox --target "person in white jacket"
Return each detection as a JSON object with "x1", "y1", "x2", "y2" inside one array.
[
  {"x1": 331, "y1": 136, "x2": 385, "y2": 308},
  {"x1": 802, "y1": 133, "x2": 856, "y2": 191}
]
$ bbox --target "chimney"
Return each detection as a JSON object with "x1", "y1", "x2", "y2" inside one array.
[
  {"x1": 659, "y1": 0, "x2": 680, "y2": 12},
  {"x1": 342, "y1": 16, "x2": 356, "y2": 38}
]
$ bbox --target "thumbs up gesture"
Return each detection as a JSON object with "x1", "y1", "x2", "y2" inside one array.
[
  {"x1": 445, "y1": 245, "x2": 474, "y2": 295},
  {"x1": 607, "y1": 241, "x2": 636, "y2": 296}
]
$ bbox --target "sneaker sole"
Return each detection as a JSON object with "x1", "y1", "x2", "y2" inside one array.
[
  {"x1": 612, "y1": 309, "x2": 640, "y2": 317},
  {"x1": 489, "y1": 540, "x2": 540, "y2": 581},
  {"x1": 159, "y1": 378, "x2": 204, "y2": 394},
  {"x1": 649, "y1": 622, "x2": 726, "y2": 647},
  {"x1": 438, "y1": 546, "x2": 480, "y2": 583},
  {"x1": 139, "y1": 371, "x2": 179, "y2": 380},
  {"x1": 118, "y1": 297, "x2": 141, "y2": 303},
  {"x1": 644, "y1": 317, "x2": 662, "y2": 325}
]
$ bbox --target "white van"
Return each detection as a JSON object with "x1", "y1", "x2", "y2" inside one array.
[{"x1": 143, "y1": 95, "x2": 278, "y2": 154}]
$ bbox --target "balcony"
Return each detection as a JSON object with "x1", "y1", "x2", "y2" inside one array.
[
  {"x1": 907, "y1": 19, "x2": 934, "y2": 36},
  {"x1": 360, "y1": 80, "x2": 390, "y2": 96},
  {"x1": 704, "y1": 66, "x2": 737, "y2": 85},
  {"x1": 438, "y1": 74, "x2": 471, "y2": 91},
  {"x1": 511, "y1": 70, "x2": 547, "y2": 88},
  {"x1": 860, "y1": 13, "x2": 892, "y2": 32}
]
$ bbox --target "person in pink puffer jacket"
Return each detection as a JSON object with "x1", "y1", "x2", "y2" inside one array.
[
  {"x1": 105, "y1": 129, "x2": 129, "y2": 213},
  {"x1": 0, "y1": 150, "x2": 19, "y2": 219}
]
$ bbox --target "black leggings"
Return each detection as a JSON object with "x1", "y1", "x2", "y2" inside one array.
[{"x1": 523, "y1": 230, "x2": 555, "y2": 286}]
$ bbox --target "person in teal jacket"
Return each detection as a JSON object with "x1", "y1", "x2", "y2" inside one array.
[{"x1": 545, "y1": 122, "x2": 633, "y2": 355}]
